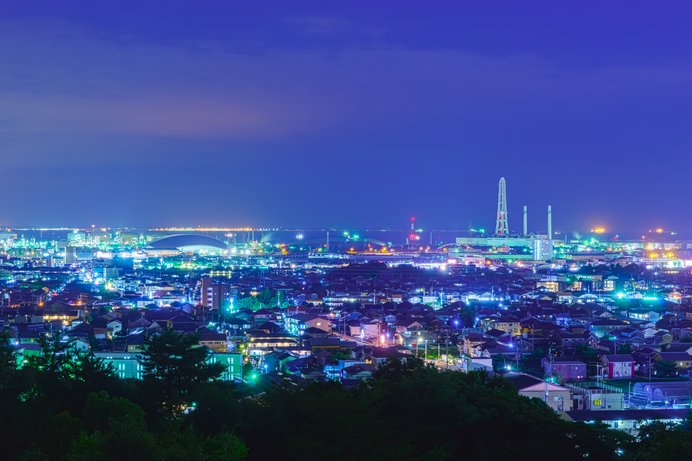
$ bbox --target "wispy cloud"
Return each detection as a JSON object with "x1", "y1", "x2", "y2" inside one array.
[{"x1": 1, "y1": 17, "x2": 691, "y2": 162}]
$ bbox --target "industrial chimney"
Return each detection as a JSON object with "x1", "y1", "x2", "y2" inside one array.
[
  {"x1": 547, "y1": 205, "x2": 552, "y2": 240},
  {"x1": 523, "y1": 205, "x2": 528, "y2": 236}
]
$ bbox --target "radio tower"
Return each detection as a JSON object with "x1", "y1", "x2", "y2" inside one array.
[{"x1": 495, "y1": 177, "x2": 509, "y2": 236}]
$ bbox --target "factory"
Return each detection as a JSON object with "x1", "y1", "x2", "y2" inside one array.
[{"x1": 451, "y1": 178, "x2": 555, "y2": 262}]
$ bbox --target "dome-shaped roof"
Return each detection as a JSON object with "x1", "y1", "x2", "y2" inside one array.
[{"x1": 148, "y1": 234, "x2": 228, "y2": 251}]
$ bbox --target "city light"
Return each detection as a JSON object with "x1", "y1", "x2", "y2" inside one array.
[{"x1": 0, "y1": 4, "x2": 690, "y2": 458}]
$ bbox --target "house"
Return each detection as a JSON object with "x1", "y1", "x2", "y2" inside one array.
[
  {"x1": 542, "y1": 358, "x2": 587, "y2": 383},
  {"x1": 461, "y1": 333, "x2": 485, "y2": 357},
  {"x1": 553, "y1": 330, "x2": 598, "y2": 352},
  {"x1": 600, "y1": 354, "x2": 635, "y2": 379},
  {"x1": 260, "y1": 350, "x2": 298, "y2": 373},
  {"x1": 503, "y1": 372, "x2": 572, "y2": 411},
  {"x1": 659, "y1": 351, "x2": 692, "y2": 370},
  {"x1": 284, "y1": 314, "x2": 332, "y2": 336},
  {"x1": 368, "y1": 347, "x2": 409, "y2": 367},
  {"x1": 197, "y1": 327, "x2": 228, "y2": 352},
  {"x1": 245, "y1": 330, "x2": 298, "y2": 356},
  {"x1": 590, "y1": 319, "x2": 629, "y2": 338},
  {"x1": 126, "y1": 332, "x2": 146, "y2": 353},
  {"x1": 106, "y1": 319, "x2": 123, "y2": 336},
  {"x1": 341, "y1": 363, "x2": 375, "y2": 381},
  {"x1": 67, "y1": 338, "x2": 91, "y2": 352},
  {"x1": 632, "y1": 348, "x2": 660, "y2": 376},
  {"x1": 492, "y1": 316, "x2": 522, "y2": 336}
]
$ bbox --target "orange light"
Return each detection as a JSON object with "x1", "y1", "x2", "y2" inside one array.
[
  {"x1": 592, "y1": 227, "x2": 606, "y2": 234},
  {"x1": 655, "y1": 228, "x2": 663, "y2": 234}
]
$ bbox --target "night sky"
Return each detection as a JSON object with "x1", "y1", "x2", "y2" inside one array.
[{"x1": 1, "y1": 1, "x2": 691, "y2": 233}]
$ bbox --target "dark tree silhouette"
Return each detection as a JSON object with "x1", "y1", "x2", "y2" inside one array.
[{"x1": 138, "y1": 329, "x2": 225, "y2": 412}]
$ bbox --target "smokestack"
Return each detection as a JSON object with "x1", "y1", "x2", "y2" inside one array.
[
  {"x1": 547, "y1": 205, "x2": 552, "y2": 240},
  {"x1": 523, "y1": 205, "x2": 528, "y2": 236}
]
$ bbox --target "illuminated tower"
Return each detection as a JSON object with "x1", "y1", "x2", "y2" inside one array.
[
  {"x1": 495, "y1": 177, "x2": 509, "y2": 236},
  {"x1": 406, "y1": 216, "x2": 417, "y2": 245}
]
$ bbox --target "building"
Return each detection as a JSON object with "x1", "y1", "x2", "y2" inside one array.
[
  {"x1": 503, "y1": 372, "x2": 572, "y2": 411},
  {"x1": 95, "y1": 352, "x2": 145, "y2": 380},
  {"x1": 601, "y1": 354, "x2": 635, "y2": 379},
  {"x1": 532, "y1": 237, "x2": 554, "y2": 261},
  {"x1": 542, "y1": 358, "x2": 587, "y2": 383},
  {"x1": 200, "y1": 278, "x2": 232, "y2": 311},
  {"x1": 566, "y1": 409, "x2": 689, "y2": 435},
  {"x1": 245, "y1": 330, "x2": 298, "y2": 356},
  {"x1": 198, "y1": 327, "x2": 228, "y2": 352},
  {"x1": 492, "y1": 316, "x2": 522, "y2": 336},
  {"x1": 147, "y1": 234, "x2": 229, "y2": 255},
  {"x1": 284, "y1": 314, "x2": 332, "y2": 336},
  {"x1": 94, "y1": 350, "x2": 242, "y2": 381},
  {"x1": 565, "y1": 383, "x2": 625, "y2": 411}
]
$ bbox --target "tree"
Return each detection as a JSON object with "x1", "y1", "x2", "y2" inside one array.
[
  {"x1": 70, "y1": 392, "x2": 156, "y2": 461},
  {"x1": 204, "y1": 432, "x2": 248, "y2": 461},
  {"x1": 654, "y1": 360, "x2": 678, "y2": 377},
  {"x1": 138, "y1": 329, "x2": 225, "y2": 412},
  {"x1": 23, "y1": 334, "x2": 72, "y2": 400},
  {"x1": 0, "y1": 332, "x2": 16, "y2": 393},
  {"x1": 238, "y1": 363, "x2": 629, "y2": 461},
  {"x1": 236, "y1": 296, "x2": 262, "y2": 312},
  {"x1": 66, "y1": 351, "x2": 116, "y2": 387},
  {"x1": 26, "y1": 334, "x2": 69, "y2": 378},
  {"x1": 632, "y1": 422, "x2": 692, "y2": 461}
]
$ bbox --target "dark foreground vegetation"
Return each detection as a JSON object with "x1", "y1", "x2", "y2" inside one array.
[{"x1": 0, "y1": 331, "x2": 689, "y2": 461}]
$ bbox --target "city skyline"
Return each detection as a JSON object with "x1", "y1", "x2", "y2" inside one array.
[{"x1": 2, "y1": 2, "x2": 691, "y2": 231}]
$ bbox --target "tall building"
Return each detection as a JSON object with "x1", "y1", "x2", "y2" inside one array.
[
  {"x1": 200, "y1": 277, "x2": 232, "y2": 310},
  {"x1": 495, "y1": 177, "x2": 509, "y2": 236}
]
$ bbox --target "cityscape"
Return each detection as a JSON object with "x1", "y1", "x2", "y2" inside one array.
[
  {"x1": 1, "y1": 177, "x2": 691, "y2": 459},
  {"x1": 2, "y1": 3, "x2": 691, "y2": 461}
]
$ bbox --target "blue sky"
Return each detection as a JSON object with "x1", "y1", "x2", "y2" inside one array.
[{"x1": 1, "y1": 1, "x2": 691, "y2": 233}]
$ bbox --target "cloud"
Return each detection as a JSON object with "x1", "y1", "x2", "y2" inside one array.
[
  {"x1": 1, "y1": 17, "x2": 691, "y2": 164},
  {"x1": 284, "y1": 16, "x2": 385, "y2": 40}
]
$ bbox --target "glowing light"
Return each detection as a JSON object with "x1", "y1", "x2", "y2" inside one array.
[
  {"x1": 296, "y1": 233, "x2": 304, "y2": 240},
  {"x1": 655, "y1": 228, "x2": 663, "y2": 234},
  {"x1": 591, "y1": 227, "x2": 606, "y2": 234}
]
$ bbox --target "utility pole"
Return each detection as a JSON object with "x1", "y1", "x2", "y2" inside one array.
[{"x1": 516, "y1": 343, "x2": 520, "y2": 372}]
